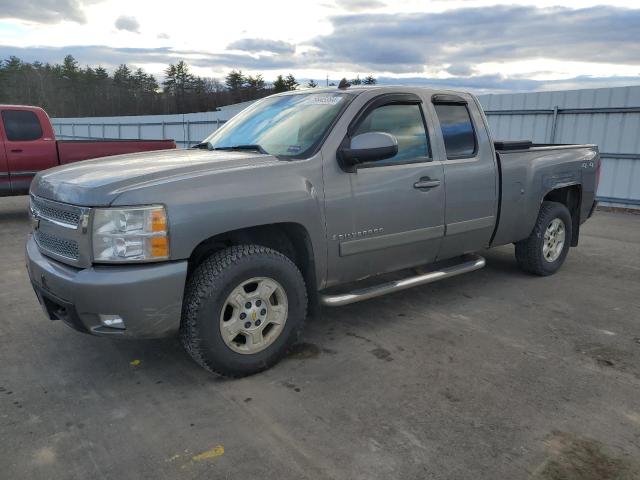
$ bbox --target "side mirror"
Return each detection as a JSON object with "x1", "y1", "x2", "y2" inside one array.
[{"x1": 339, "y1": 132, "x2": 398, "y2": 169}]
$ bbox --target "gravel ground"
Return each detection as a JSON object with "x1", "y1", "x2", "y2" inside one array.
[{"x1": 1, "y1": 195, "x2": 640, "y2": 480}]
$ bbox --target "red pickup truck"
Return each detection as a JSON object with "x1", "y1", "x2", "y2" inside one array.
[{"x1": 0, "y1": 105, "x2": 176, "y2": 196}]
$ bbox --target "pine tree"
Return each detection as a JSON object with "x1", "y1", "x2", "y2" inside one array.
[
  {"x1": 284, "y1": 74, "x2": 298, "y2": 91},
  {"x1": 163, "y1": 61, "x2": 195, "y2": 113},
  {"x1": 0, "y1": 56, "x2": 282, "y2": 116},
  {"x1": 245, "y1": 74, "x2": 265, "y2": 99},
  {"x1": 61, "y1": 55, "x2": 79, "y2": 80},
  {"x1": 114, "y1": 64, "x2": 134, "y2": 113},
  {"x1": 225, "y1": 70, "x2": 245, "y2": 91},
  {"x1": 273, "y1": 74, "x2": 287, "y2": 93}
]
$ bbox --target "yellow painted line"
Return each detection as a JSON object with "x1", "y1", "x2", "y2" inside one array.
[{"x1": 192, "y1": 445, "x2": 225, "y2": 461}]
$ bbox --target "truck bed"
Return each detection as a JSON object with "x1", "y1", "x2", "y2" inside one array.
[
  {"x1": 57, "y1": 139, "x2": 176, "y2": 165},
  {"x1": 491, "y1": 142, "x2": 599, "y2": 247}
]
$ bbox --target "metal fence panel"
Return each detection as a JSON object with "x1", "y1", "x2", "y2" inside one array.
[
  {"x1": 480, "y1": 86, "x2": 640, "y2": 208},
  {"x1": 51, "y1": 102, "x2": 254, "y2": 148}
]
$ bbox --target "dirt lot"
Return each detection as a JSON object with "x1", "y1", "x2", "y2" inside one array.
[{"x1": 1, "y1": 195, "x2": 640, "y2": 479}]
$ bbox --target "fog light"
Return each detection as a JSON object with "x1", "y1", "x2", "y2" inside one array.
[{"x1": 99, "y1": 314, "x2": 125, "y2": 329}]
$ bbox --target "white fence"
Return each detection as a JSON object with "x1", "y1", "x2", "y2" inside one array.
[
  {"x1": 52, "y1": 101, "x2": 254, "y2": 148},
  {"x1": 52, "y1": 87, "x2": 640, "y2": 208}
]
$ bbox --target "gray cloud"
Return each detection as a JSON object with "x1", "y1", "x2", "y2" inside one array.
[
  {"x1": 227, "y1": 38, "x2": 296, "y2": 55},
  {"x1": 335, "y1": 0, "x2": 385, "y2": 12},
  {"x1": 2, "y1": 4, "x2": 640, "y2": 93},
  {"x1": 1, "y1": 44, "x2": 638, "y2": 93},
  {"x1": 446, "y1": 64, "x2": 475, "y2": 77},
  {"x1": 375, "y1": 74, "x2": 640, "y2": 94},
  {"x1": 313, "y1": 5, "x2": 640, "y2": 72},
  {"x1": 157, "y1": 32, "x2": 170, "y2": 40},
  {"x1": 0, "y1": 44, "x2": 297, "y2": 71},
  {"x1": 114, "y1": 15, "x2": 140, "y2": 33},
  {"x1": 0, "y1": 0, "x2": 98, "y2": 23}
]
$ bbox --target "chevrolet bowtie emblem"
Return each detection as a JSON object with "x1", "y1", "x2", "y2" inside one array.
[{"x1": 251, "y1": 311, "x2": 257, "y2": 321}]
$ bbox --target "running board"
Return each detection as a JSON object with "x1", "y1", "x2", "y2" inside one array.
[{"x1": 320, "y1": 254, "x2": 486, "y2": 307}]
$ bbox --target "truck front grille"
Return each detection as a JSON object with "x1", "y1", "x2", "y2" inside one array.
[
  {"x1": 29, "y1": 195, "x2": 91, "y2": 267},
  {"x1": 34, "y1": 230, "x2": 80, "y2": 260},
  {"x1": 30, "y1": 195, "x2": 80, "y2": 228}
]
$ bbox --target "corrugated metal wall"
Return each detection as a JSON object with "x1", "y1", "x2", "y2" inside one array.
[
  {"x1": 52, "y1": 86, "x2": 640, "y2": 208},
  {"x1": 52, "y1": 101, "x2": 255, "y2": 148},
  {"x1": 479, "y1": 86, "x2": 640, "y2": 208}
]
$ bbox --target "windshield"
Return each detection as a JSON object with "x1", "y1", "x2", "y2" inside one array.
[{"x1": 202, "y1": 92, "x2": 352, "y2": 158}]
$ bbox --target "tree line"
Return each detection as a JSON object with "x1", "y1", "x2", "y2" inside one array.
[{"x1": 0, "y1": 55, "x2": 377, "y2": 117}]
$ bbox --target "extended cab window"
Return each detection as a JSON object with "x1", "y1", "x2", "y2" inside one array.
[
  {"x1": 353, "y1": 104, "x2": 429, "y2": 164},
  {"x1": 2, "y1": 110, "x2": 43, "y2": 141},
  {"x1": 434, "y1": 103, "x2": 477, "y2": 158}
]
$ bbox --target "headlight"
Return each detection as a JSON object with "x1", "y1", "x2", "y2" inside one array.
[{"x1": 92, "y1": 205, "x2": 169, "y2": 263}]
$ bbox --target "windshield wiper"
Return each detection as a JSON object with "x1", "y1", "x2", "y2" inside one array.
[
  {"x1": 212, "y1": 144, "x2": 268, "y2": 155},
  {"x1": 192, "y1": 141, "x2": 213, "y2": 150}
]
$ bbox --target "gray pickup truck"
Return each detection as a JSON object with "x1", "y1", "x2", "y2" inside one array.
[{"x1": 26, "y1": 86, "x2": 600, "y2": 376}]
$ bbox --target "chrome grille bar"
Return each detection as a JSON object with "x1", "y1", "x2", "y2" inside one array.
[{"x1": 30, "y1": 194, "x2": 80, "y2": 229}]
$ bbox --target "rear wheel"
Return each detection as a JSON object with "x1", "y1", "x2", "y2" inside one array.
[
  {"x1": 515, "y1": 201, "x2": 572, "y2": 276},
  {"x1": 181, "y1": 245, "x2": 307, "y2": 377}
]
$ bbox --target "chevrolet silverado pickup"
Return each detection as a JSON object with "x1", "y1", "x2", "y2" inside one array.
[
  {"x1": 25, "y1": 87, "x2": 600, "y2": 377},
  {"x1": 0, "y1": 105, "x2": 176, "y2": 196}
]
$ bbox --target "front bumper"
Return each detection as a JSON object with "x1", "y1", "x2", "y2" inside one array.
[{"x1": 26, "y1": 235, "x2": 188, "y2": 338}]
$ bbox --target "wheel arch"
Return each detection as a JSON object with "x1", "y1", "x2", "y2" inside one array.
[
  {"x1": 187, "y1": 222, "x2": 319, "y2": 310},
  {"x1": 542, "y1": 184, "x2": 582, "y2": 246}
]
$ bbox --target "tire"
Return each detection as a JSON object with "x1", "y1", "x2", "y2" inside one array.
[
  {"x1": 180, "y1": 245, "x2": 307, "y2": 377},
  {"x1": 515, "y1": 201, "x2": 572, "y2": 276}
]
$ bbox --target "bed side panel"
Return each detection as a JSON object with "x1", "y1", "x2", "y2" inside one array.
[{"x1": 492, "y1": 146, "x2": 597, "y2": 246}]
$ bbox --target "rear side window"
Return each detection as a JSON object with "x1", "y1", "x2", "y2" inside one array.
[
  {"x1": 2, "y1": 110, "x2": 43, "y2": 141},
  {"x1": 353, "y1": 103, "x2": 429, "y2": 164},
  {"x1": 434, "y1": 103, "x2": 476, "y2": 158}
]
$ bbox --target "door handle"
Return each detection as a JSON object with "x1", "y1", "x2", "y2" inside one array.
[
  {"x1": 414, "y1": 178, "x2": 441, "y2": 189},
  {"x1": 10, "y1": 149, "x2": 23, "y2": 153}
]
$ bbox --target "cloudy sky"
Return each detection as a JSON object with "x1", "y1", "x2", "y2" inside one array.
[{"x1": 1, "y1": 0, "x2": 639, "y2": 92}]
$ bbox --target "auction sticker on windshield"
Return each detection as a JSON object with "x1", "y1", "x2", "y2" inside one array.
[{"x1": 303, "y1": 95, "x2": 343, "y2": 106}]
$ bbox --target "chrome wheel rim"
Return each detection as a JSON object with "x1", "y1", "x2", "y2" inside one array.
[
  {"x1": 543, "y1": 218, "x2": 566, "y2": 263},
  {"x1": 219, "y1": 277, "x2": 288, "y2": 354}
]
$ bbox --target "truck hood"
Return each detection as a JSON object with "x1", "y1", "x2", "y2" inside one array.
[{"x1": 31, "y1": 148, "x2": 282, "y2": 206}]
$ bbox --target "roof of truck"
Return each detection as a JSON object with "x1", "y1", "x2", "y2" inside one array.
[
  {"x1": 0, "y1": 104, "x2": 46, "y2": 111},
  {"x1": 276, "y1": 85, "x2": 472, "y2": 97}
]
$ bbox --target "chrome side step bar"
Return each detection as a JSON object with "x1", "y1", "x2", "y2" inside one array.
[{"x1": 320, "y1": 254, "x2": 486, "y2": 307}]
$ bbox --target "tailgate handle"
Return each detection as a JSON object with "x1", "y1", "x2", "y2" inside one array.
[
  {"x1": 10, "y1": 149, "x2": 23, "y2": 153},
  {"x1": 414, "y1": 178, "x2": 441, "y2": 190}
]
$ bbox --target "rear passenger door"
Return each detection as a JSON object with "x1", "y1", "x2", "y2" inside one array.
[{"x1": 430, "y1": 94, "x2": 498, "y2": 260}]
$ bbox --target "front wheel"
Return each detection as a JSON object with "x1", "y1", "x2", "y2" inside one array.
[
  {"x1": 515, "y1": 201, "x2": 572, "y2": 276},
  {"x1": 180, "y1": 245, "x2": 307, "y2": 377}
]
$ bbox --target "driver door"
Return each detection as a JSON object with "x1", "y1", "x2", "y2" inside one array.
[{"x1": 323, "y1": 93, "x2": 445, "y2": 286}]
